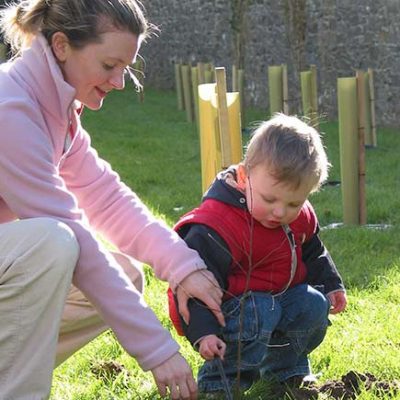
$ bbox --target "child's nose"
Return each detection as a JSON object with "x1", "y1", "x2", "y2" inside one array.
[{"x1": 272, "y1": 206, "x2": 286, "y2": 219}]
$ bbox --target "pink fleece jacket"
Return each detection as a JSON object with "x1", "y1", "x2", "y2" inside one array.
[{"x1": 0, "y1": 35, "x2": 206, "y2": 371}]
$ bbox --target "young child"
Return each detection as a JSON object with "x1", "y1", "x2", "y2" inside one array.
[{"x1": 168, "y1": 113, "x2": 347, "y2": 394}]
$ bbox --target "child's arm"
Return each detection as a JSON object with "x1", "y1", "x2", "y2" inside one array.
[
  {"x1": 176, "y1": 223, "x2": 231, "y2": 346},
  {"x1": 302, "y1": 225, "x2": 347, "y2": 313},
  {"x1": 327, "y1": 290, "x2": 347, "y2": 314}
]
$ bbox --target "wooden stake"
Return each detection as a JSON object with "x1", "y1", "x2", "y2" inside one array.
[
  {"x1": 215, "y1": 67, "x2": 232, "y2": 168},
  {"x1": 191, "y1": 66, "x2": 200, "y2": 129},
  {"x1": 356, "y1": 70, "x2": 367, "y2": 225},
  {"x1": 197, "y1": 62, "x2": 206, "y2": 85},
  {"x1": 282, "y1": 64, "x2": 289, "y2": 115},
  {"x1": 368, "y1": 68, "x2": 377, "y2": 147},
  {"x1": 310, "y1": 64, "x2": 319, "y2": 129},
  {"x1": 232, "y1": 65, "x2": 238, "y2": 92},
  {"x1": 174, "y1": 63, "x2": 184, "y2": 110},
  {"x1": 181, "y1": 65, "x2": 194, "y2": 123}
]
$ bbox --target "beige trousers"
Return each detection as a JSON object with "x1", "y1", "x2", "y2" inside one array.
[
  {"x1": 56, "y1": 252, "x2": 144, "y2": 366},
  {"x1": 0, "y1": 219, "x2": 143, "y2": 400}
]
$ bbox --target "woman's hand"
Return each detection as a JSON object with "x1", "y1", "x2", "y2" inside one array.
[
  {"x1": 176, "y1": 270, "x2": 224, "y2": 326},
  {"x1": 151, "y1": 352, "x2": 197, "y2": 399},
  {"x1": 198, "y1": 335, "x2": 226, "y2": 361}
]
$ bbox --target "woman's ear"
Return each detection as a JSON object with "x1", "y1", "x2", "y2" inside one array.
[
  {"x1": 51, "y1": 32, "x2": 71, "y2": 63},
  {"x1": 237, "y1": 163, "x2": 247, "y2": 190}
]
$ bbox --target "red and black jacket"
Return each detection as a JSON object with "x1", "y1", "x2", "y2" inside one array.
[{"x1": 168, "y1": 168, "x2": 344, "y2": 346}]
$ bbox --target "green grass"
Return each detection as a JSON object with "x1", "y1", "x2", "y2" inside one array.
[{"x1": 51, "y1": 87, "x2": 400, "y2": 399}]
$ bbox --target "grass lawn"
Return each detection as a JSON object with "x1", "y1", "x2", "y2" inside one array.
[{"x1": 51, "y1": 87, "x2": 400, "y2": 399}]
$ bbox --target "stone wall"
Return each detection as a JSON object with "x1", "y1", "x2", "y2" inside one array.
[{"x1": 141, "y1": 0, "x2": 400, "y2": 127}]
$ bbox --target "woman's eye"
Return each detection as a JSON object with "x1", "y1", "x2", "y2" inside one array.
[{"x1": 103, "y1": 64, "x2": 114, "y2": 71}]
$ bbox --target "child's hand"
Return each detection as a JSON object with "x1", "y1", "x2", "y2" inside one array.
[
  {"x1": 328, "y1": 290, "x2": 347, "y2": 314},
  {"x1": 198, "y1": 334, "x2": 226, "y2": 361}
]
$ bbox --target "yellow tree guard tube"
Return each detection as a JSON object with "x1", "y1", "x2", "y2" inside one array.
[
  {"x1": 226, "y1": 92, "x2": 243, "y2": 165},
  {"x1": 338, "y1": 77, "x2": 360, "y2": 225},
  {"x1": 268, "y1": 65, "x2": 283, "y2": 116},
  {"x1": 198, "y1": 83, "x2": 242, "y2": 193},
  {"x1": 199, "y1": 83, "x2": 221, "y2": 192},
  {"x1": 181, "y1": 65, "x2": 194, "y2": 123},
  {"x1": 174, "y1": 63, "x2": 184, "y2": 111},
  {"x1": 300, "y1": 70, "x2": 313, "y2": 119}
]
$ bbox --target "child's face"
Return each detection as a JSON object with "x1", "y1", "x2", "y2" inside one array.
[{"x1": 240, "y1": 164, "x2": 314, "y2": 229}]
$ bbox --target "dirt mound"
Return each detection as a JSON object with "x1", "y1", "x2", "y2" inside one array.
[{"x1": 286, "y1": 371, "x2": 400, "y2": 399}]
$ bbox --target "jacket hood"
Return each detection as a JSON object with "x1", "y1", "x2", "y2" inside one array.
[{"x1": 203, "y1": 165, "x2": 248, "y2": 210}]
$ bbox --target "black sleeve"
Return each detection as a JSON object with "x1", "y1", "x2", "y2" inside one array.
[
  {"x1": 302, "y1": 225, "x2": 345, "y2": 294},
  {"x1": 175, "y1": 223, "x2": 232, "y2": 347}
]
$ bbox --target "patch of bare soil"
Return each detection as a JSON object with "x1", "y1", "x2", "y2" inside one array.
[
  {"x1": 90, "y1": 360, "x2": 129, "y2": 380},
  {"x1": 285, "y1": 371, "x2": 400, "y2": 399}
]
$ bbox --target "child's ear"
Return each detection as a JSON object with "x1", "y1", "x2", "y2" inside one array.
[{"x1": 237, "y1": 164, "x2": 247, "y2": 190}]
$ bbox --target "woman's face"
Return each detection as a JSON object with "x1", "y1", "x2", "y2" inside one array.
[{"x1": 54, "y1": 30, "x2": 140, "y2": 110}]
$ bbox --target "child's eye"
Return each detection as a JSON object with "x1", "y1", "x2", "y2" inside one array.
[
  {"x1": 103, "y1": 64, "x2": 115, "y2": 71},
  {"x1": 263, "y1": 197, "x2": 275, "y2": 204}
]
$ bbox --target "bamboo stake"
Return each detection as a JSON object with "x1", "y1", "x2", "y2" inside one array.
[
  {"x1": 282, "y1": 64, "x2": 289, "y2": 115},
  {"x1": 368, "y1": 68, "x2": 377, "y2": 147},
  {"x1": 174, "y1": 63, "x2": 184, "y2": 111},
  {"x1": 215, "y1": 67, "x2": 232, "y2": 168},
  {"x1": 191, "y1": 66, "x2": 200, "y2": 129},
  {"x1": 356, "y1": 70, "x2": 367, "y2": 225},
  {"x1": 181, "y1": 65, "x2": 194, "y2": 123},
  {"x1": 232, "y1": 64, "x2": 238, "y2": 92},
  {"x1": 197, "y1": 62, "x2": 206, "y2": 85},
  {"x1": 237, "y1": 68, "x2": 245, "y2": 126},
  {"x1": 310, "y1": 64, "x2": 319, "y2": 129}
]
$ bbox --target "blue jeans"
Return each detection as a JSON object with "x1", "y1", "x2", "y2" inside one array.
[{"x1": 198, "y1": 284, "x2": 330, "y2": 393}]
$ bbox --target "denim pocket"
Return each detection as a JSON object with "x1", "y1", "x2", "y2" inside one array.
[{"x1": 222, "y1": 293, "x2": 259, "y2": 342}]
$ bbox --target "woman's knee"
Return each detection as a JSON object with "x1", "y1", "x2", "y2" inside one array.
[{"x1": 33, "y1": 218, "x2": 80, "y2": 272}]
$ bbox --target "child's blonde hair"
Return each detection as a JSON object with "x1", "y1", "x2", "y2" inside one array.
[{"x1": 244, "y1": 114, "x2": 330, "y2": 193}]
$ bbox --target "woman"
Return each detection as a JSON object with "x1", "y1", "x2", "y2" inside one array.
[{"x1": 0, "y1": 1, "x2": 223, "y2": 399}]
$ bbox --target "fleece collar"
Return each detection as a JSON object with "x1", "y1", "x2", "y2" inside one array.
[{"x1": 11, "y1": 34, "x2": 77, "y2": 122}]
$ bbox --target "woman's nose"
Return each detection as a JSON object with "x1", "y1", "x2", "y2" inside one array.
[{"x1": 110, "y1": 73, "x2": 125, "y2": 90}]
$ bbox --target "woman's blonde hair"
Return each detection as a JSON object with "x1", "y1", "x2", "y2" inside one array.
[
  {"x1": 244, "y1": 114, "x2": 330, "y2": 193},
  {"x1": 0, "y1": 0, "x2": 154, "y2": 55}
]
